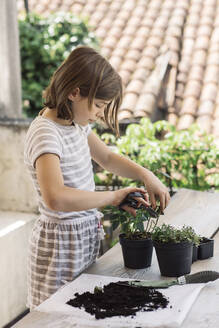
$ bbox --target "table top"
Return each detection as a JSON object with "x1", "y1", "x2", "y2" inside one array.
[{"x1": 14, "y1": 189, "x2": 219, "y2": 328}]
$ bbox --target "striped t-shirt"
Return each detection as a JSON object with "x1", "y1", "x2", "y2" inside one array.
[{"x1": 24, "y1": 115, "x2": 97, "y2": 219}]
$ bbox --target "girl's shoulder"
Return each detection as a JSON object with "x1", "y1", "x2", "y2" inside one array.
[
  {"x1": 28, "y1": 115, "x2": 80, "y2": 139},
  {"x1": 24, "y1": 116, "x2": 63, "y2": 167},
  {"x1": 25, "y1": 115, "x2": 66, "y2": 147},
  {"x1": 29, "y1": 114, "x2": 57, "y2": 129},
  {"x1": 25, "y1": 115, "x2": 60, "y2": 141},
  {"x1": 30, "y1": 115, "x2": 70, "y2": 131},
  {"x1": 26, "y1": 115, "x2": 91, "y2": 145}
]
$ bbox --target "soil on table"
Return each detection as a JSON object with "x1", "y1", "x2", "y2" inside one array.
[{"x1": 66, "y1": 281, "x2": 169, "y2": 319}]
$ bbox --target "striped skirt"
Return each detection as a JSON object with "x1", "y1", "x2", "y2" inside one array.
[{"x1": 27, "y1": 212, "x2": 104, "y2": 310}]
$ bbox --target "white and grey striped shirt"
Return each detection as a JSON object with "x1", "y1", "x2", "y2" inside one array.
[{"x1": 24, "y1": 115, "x2": 98, "y2": 220}]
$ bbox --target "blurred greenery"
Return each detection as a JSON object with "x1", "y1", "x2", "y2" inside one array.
[
  {"x1": 19, "y1": 12, "x2": 99, "y2": 117},
  {"x1": 96, "y1": 118, "x2": 219, "y2": 191},
  {"x1": 18, "y1": 13, "x2": 219, "y2": 192}
]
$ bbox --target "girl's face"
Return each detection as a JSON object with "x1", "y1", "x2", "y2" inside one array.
[{"x1": 69, "y1": 89, "x2": 111, "y2": 126}]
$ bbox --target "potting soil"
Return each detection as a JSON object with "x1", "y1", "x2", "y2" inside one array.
[{"x1": 66, "y1": 281, "x2": 169, "y2": 319}]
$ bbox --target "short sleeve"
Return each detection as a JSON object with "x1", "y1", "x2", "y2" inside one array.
[
  {"x1": 83, "y1": 124, "x2": 92, "y2": 136},
  {"x1": 25, "y1": 121, "x2": 62, "y2": 168}
]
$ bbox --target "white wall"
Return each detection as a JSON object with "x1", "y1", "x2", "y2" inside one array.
[
  {"x1": 0, "y1": 0, "x2": 22, "y2": 119},
  {"x1": 0, "y1": 211, "x2": 36, "y2": 327},
  {"x1": 0, "y1": 122, "x2": 38, "y2": 326},
  {"x1": 0, "y1": 123, "x2": 38, "y2": 213}
]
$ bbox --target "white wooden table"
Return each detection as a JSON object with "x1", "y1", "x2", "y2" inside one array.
[{"x1": 14, "y1": 189, "x2": 219, "y2": 328}]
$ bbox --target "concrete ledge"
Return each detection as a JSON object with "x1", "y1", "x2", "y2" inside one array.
[
  {"x1": 0, "y1": 117, "x2": 32, "y2": 128},
  {"x1": 0, "y1": 124, "x2": 38, "y2": 213},
  {"x1": 0, "y1": 211, "x2": 37, "y2": 327}
]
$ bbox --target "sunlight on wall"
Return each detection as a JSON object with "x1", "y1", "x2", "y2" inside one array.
[{"x1": 0, "y1": 220, "x2": 25, "y2": 237}]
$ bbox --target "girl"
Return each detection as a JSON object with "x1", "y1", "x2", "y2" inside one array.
[{"x1": 24, "y1": 46, "x2": 170, "y2": 309}]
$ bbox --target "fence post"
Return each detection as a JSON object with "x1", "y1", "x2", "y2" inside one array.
[{"x1": 0, "y1": 0, "x2": 22, "y2": 119}]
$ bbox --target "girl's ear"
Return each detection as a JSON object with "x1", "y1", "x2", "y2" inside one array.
[{"x1": 68, "y1": 88, "x2": 80, "y2": 101}]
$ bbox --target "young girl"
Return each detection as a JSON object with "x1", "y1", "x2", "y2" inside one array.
[{"x1": 24, "y1": 46, "x2": 170, "y2": 309}]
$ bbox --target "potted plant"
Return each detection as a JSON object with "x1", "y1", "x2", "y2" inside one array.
[
  {"x1": 198, "y1": 237, "x2": 214, "y2": 260},
  {"x1": 192, "y1": 243, "x2": 199, "y2": 263},
  {"x1": 190, "y1": 233, "x2": 202, "y2": 263},
  {"x1": 192, "y1": 235, "x2": 214, "y2": 262},
  {"x1": 152, "y1": 224, "x2": 200, "y2": 277},
  {"x1": 102, "y1": 201, "x2": 161, "y2": 269}
]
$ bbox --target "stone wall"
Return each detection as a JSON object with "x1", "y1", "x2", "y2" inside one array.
[
  {"x1": 0, "y1": 211, "x2": 37, "y2": 328},
  {"x1": 0, "y1": 0, "x2": 22, "y2": 119},
  {"x1": 0, "y1": 119, "x2": 37, "y2": 213},
  {"x1": 0, "y1": 119, "x2": 38, "y2": 326},
  {"x1": 0, "y1": 1, "x2": 37, "y2": 325}
]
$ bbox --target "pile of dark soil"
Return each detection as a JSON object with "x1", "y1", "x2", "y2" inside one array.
[{"x1": 66, "y1": 281, "x2": 169, "y2": 319}]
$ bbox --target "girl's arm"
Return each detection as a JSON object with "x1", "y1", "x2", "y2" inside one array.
[
  {"x1": 36, "y1": 153, "x2": 148, "y2": 214},
  {"x1": 88, "y1": 131, "x2": 170, "y2": 211}
]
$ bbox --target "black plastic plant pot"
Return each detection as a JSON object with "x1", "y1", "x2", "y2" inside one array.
[
  {"x1": 192, "y1": 244, "x2": 198, "y2": 263},
  {"x1": 119, "y1": 234, "x2": 153, "y2": 269},
  {"x1": 198, "y1": 237, "x2": 214, "y2": 260},
  {"x1": 153, "y1": 241, "x2": 193, "y2": 277}
]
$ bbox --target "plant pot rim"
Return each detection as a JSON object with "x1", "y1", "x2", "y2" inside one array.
[
  {"x1": 199, "y1": 237, "x2": 214, "y2": 243},
  {"x1": 119, "y1": 233, "x2": 152, "y2": 241},
  {"x1": 153, "y1": 240, "x2": 193, "y2": 248}
]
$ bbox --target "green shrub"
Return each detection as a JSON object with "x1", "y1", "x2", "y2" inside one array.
[
  {"x1": 97, "y1": 119, "x2": 219, "y2": 191},
  {"x1": 19, "y1": 12, "x2": 98, "y2": 117},
  {"x1": 151, "y1": 224, "x2": 201, "y2": 246}
]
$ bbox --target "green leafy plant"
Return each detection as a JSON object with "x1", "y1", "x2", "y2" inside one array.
[
  {"x1": 102, "y1": 205, "x2": 161, "y2": 240},
  {"x1": 151, "y1": 224, "x2": 201, "y2": 246},
  {"x1": 19, "y1": 12, "x2": 99, "y2": 117},
  {"x1": 96, "y1": 119, "x2": 219, "y2": 191}
]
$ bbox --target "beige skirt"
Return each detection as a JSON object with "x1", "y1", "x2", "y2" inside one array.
[{"x1": 27, "y1": 212, "x2": 104, "y2": 310}]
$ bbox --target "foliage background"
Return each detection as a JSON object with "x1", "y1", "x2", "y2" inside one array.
[
  {"x1": 19, "y1": 12, "x2": 98, "y2": 117},
  {"x1": 96, "y1": 119, "x2": 219, "y2": 191},
  {"x1": 19, "y1": 13, "x2": 219, "y2": 192},
  {"x1": 18, "y1": 13, "x2": 219, "y2": 254}
]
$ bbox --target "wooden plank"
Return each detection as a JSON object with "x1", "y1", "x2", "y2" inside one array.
[
  {"x1": 85, "y1": 242, "x2": 166, "y2": 281},
  {"x1": 180, "y1": 232, "x2": 219, "y2": 328},
  {"x1": 14, "y1": 232, "x2": 219, "y2": 328},
  {"x1": 85, "y1": 229, "x2": 219, "y2": 280},
  {"x1": 158, "y1": 189, "x2": 219, "y2": 238},
  {"x1": 85, "y1": 189, "x2": 219, "y2": 280},
  {"x1": 14, "y1": 190, "x2": 219, "y2": 328},
  {"x1": 190, "y1": 231, "x2": 219, "y2": 273},
  {"x1": 14, "y1": 311, "x2": 73, "y2": 328}
]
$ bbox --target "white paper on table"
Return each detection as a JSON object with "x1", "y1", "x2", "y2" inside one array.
[{"x1": 36, "y1": 273, "x2": 205, "y2": 328}]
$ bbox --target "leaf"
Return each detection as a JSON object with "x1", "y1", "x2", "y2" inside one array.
[
  {"x1": 136, "y1": 221, "x2": 144, "y2": 232},
  {"x1": 112, "y1": 221, "x2": 120, "y2": 231}
]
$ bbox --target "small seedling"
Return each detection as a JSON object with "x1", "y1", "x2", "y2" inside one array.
[
  {"x1": 102, "y1": 192, "x2": 162, "y2": 240},
  {"x1": 152, "y1": 224, "x2": 200, "y2": 246}
]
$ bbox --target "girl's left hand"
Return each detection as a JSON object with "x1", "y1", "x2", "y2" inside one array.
[{"x1": 143, "y1": 171, "x2": 170, "y2": 212}]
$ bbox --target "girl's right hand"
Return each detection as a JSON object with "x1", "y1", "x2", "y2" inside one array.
[{"x1": 112, "y1": 187, "x2": 150, "y2": 216}]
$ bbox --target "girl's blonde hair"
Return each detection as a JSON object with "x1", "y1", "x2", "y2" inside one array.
[{"x1": 43, "y1": 46, "x2": 123, "y2": 135}]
